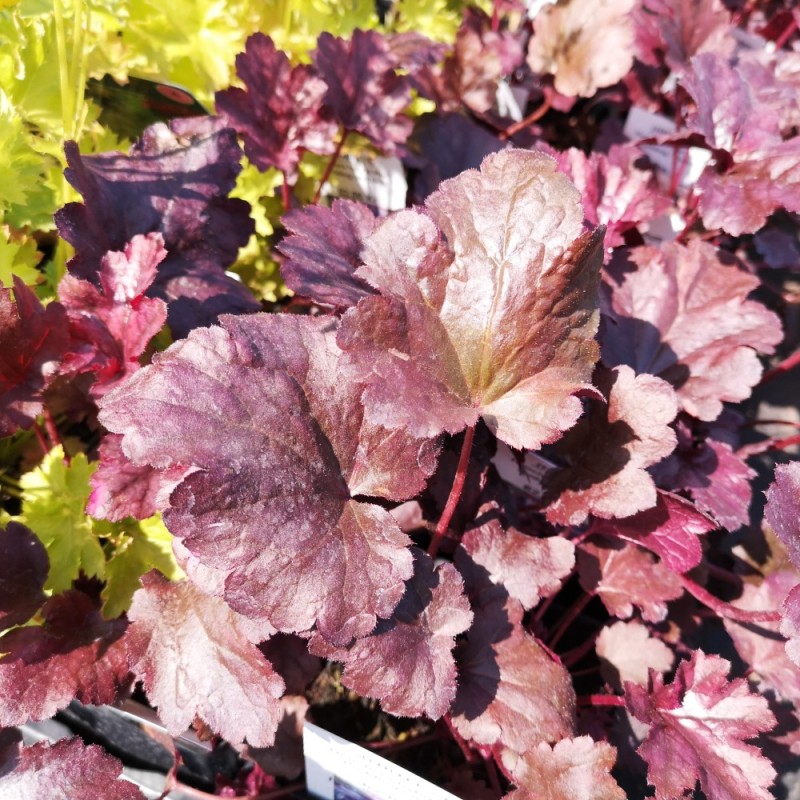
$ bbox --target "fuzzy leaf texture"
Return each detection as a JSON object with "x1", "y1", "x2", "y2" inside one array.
[
  {"x1": 0, "y1": 278, "x2": 68, "y2": 437},
  {"x1": 99, "y1": 313, "x2": 438, "y2": 646},
  {"x1": 55, "y1": 117, "x2": 258, "y2": 337},
  {"x1": 625, "y1": 651, "x2": 777, "y2": 800},
  {"x1": 0, "y1": 737, "x2": 145, "y2": 800},
  {"x1": 215, "y1": 33, "x2": 337, "y2": 180},
  {"x1": 601, "y1": 241, "x2": 782, "y2": 421},
  {"x1": 337, "y1": 148, "x2": 603, "y2": 449},
  {"x1": 125, "y1": 572, "x2": 284, "y2": 747}
]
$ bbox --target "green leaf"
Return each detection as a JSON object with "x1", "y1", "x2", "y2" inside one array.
[
  {"x1": 99, "y1": 514, "x2": 184, "y2": 619},
  {"x1": 18, "y1": 446, "x2": 105, "y2": 593},
  {"x1": 0, "y1": 226, "x2": 42, "y2": 288}
]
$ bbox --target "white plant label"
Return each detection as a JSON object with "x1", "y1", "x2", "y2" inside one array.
[
  {"x1": 303, "y1": 722, "x2": 459, "y2": 800},
  {"x1": 492, "y1": 440, "x2": 557, "y2": 500},
  {"x1": 323, "y1": 154, "x2": 407, "y2": 212}
]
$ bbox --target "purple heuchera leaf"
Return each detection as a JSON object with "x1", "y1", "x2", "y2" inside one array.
[
  {"x1": 781, "y1": 583, "x2": 800, "y2": 668},
  {"x1": 0, "y1": 737, "x2": 145, "y2": 800},
  {"x1": 277, "y1": 200, "x2": 377, "y2": 308},
  {"x1": 652, "y1": 414, "x2": 755, "y2": 530},
  {"x1": 625, "y1": 651, "x2": 777, "y2": 800},
  {"x1": 99, "y1": 314, "x2": 438, "y2": 645},
  {"x1": 527, "y1": 0, "x2": 636, "y2": 97},
  {"x1": 125, "y1": 572, "x2": 284, "y2": 747},
  {"x1": 313, "y1": 29, "x2": 413, "y2": 153},
  {"x1": 215, "y1": 33, "x2": 336, "y2": 179},
  {"x1": 577, "y1": 540, "x2": 683, "y2": 623},
  {"x1": 596, "y1": 620, "x2": 674, "y2": 688},
  {"x1": 764, "y1": 462, "x2": 800, "y2": 567},
  {"x1": 456, "y1": 514, "x2": 574, "y2": 610},
  {"x1": 552, "y1": 145, "x2": 672, "y2": 250},
  {"x1": 310, "y1": 549, "x2": 472, "y2": 719},
  {"x1": 87, "y1": 433, "x2": 186, "y2": 522},
  {"x1": 55, "y1": 117, "x2": 258, "y2": 337},
  {"x1": 0, "y1": 522, "x2": 48, "y2": 629},
  {"x1": 338, "y1": 149, "x2": 603, "y2": 449},
  {"x1": 544, "y1": 365, "x2": 678, "y2": 526},
  {"x1": 58, "y1": 233, "x2": 168, "y2": 398},
  {"x1": 450, "y1": 590, "x2": 575, "y2": 751},
  {"x1": 501, "y1": 737, "x2": 625, "y2": 800},
  {"x1": 0, "y1": 590, "x2": 130, "y2": 727},
  {"x1": 0, "y1": 278, "x2": 69, "y2": 437},
  {"x1": 590, "y1": 491, "x2": 716, "y2": 573},
  {"x1": 601, "y1": 241, "x2": 782, "y2": 421}
]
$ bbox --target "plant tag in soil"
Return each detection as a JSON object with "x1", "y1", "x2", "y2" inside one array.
[
  {"x1": 623, "y1": 107, "x2": 711, "y2": 191},
  {"x1": 303, "y1": 722, "x2": 459, "y2": 800},
  {"x1": 492, "y1": 441, "x2": 556, "y2": 500},
  {"x1": 495, "y1": 79, "x2": 530, "y2": 122},
  {"x1": 322, "y1": 155, "x2": 407, "y2": 213}
]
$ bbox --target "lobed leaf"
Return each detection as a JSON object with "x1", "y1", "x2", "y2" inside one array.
[
  {"x1": 125, "y1": 572, "x2": 284, "y2": 747},
  {"x1": 338, "y1": 148, "x2": 603, "y2": 450},
  {"x1": 99, "y1": 313, "x2": 437, "y2": 645},
  {"x1": 596, "y1": 620, "x2": 674, "y2": 688},
  {"x1": 764, "y1": 462, "x2": 800, "y2": 568},
  {"x1": 626, "y1": 651, "x2": 777, "y2": 800}
]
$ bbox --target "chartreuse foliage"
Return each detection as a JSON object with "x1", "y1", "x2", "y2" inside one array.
[{"x1": 3, "y1": 3, "x2": 800, "y2": 800}]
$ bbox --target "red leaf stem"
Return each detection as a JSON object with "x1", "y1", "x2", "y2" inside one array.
[
  {"x1": 312, "y1": 128, "x2": 349, "y2": 204},
  {"x1": 499, "y1": 89, "x2": 553, "y2": 141},
  {"x1": 738, "y1": 433, "x2": 800, "y2": 458},
  {"x1": 576, "y1": 694, "x2": 626, "y2": 708},
  {"x1": 281, "y1": 171, "x2": 292, "y2": 212},
  {"x1": 43, "y1": 407, "x2": 67, "y2": 464},
  {"x1": 483, "y1": 749, "x2": 503, "y2": 795},
  {"x1": 760, "y1": 349, "x2": 800, "y2": 385},
  {"x1": 33, "y1": 421, "x2": 49, "y2": 457},
  {"x1": 548, "y1": 589, "x2": 593, "y2": 649},
  {"x1": 679, "y1": 574, "x2": 782, "y2": 624},
  {"x1": 774, "y1": 15, "x2": 799, "y2": 50},
  {"x1": 427, "y1": 425, "x2": 476, "y2": 559}
]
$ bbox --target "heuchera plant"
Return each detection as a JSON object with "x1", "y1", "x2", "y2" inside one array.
[{"x1": 2, "y1": 1, "x2": 800, "y2": 798}]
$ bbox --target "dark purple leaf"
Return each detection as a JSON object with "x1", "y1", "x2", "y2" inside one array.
[
  {"x1": 577, "y1": 540, "x2": 683, "y2": 623},
  {"x1": 455, "y1": 515, "x2": 574, "y2": 610},
  {"x1": 0, "y1": 278, "x2": 69, "y2": 436},
  {"x1": 625, "y1": 651, "x2": 777, "y2": 800},
  {"x1": 601, "y1": 241, "x2": 783, "y2": 421},
  {"x1": 450, "y1": 593, "x2": 576, "y2": 751},
  {"x1": 125, "y1": 572, "x2": 284, "y2": 747},
  {"x1": 244, "y1": 695, "x2": 308, "y2": 780},
  {"x1": 0, "y1": 737, "x2": 145, "y2": 799},
  {"x1": 312, "y1": 549, "x2": 472, "y2": 719},
  {"x1": 652, "y1": 414, "x2": 755, "y2": 530},
  {"x1": 501, "y1": 737, "x2": 625, "y2": 800},
  {"x1": 0, "y1": 590, "x2": 130, "y2": 727},
  {"x1": 313, "y1": 29, "x2": 413, "y2": 152},
  {"x1": 259, "y1": 634, "x2": 322, "y2": 696},
  {"x1": 338, "y1": 149, "x2": 603, "y2": 448},
  {"x1": 87, "y1": 433, "x2": 186, "y2": 522},
  {"x1": 0, "y1": 522, "x2": 48, "y2": 629},
  {"x1": 99, "y1": 314, "x2": 437, "y2": 645},
  {"x1": 55, "y1": 117, "x2": 258, "y2": 337},
  {"x1": 58, "y1": 233, "x2": 167, "y2": 398},
  {"x1": 215, "y1": 33, "x2": 337, "y2": 179},
  {"x1": 543, "y1": 365, "x2": 678, "y2": 526},
  {"x1": 590, "y1": 491, "x2": 716, "y2": 573},
  {"x1": 277, "y1": 200, "x2": 377, "y2": 308}
]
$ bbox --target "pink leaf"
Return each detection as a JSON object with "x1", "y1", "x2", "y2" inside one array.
[
  {"x1": 764, "y1": 462, "x2": 800, "y2": 568},
  {"x1": 625, "y1": 651, "x2": 777, "y2": 800},
  {"x1": 125, "y1": 572, "x2": 285, "y2": 747},
  {"x1": 596, "y1": 620, "x2": 674, "y2": 688},
  {"x1": 501, "y1": 737, "x2": 625, "y2": 800},
  {"x1": 338, "y1": 149, "x2": 603, "y2": 449}
]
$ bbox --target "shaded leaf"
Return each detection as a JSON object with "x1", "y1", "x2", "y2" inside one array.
[
  {"x1": 626, "y1": 651, "x2": 777, "y2": 800},
  {"x1": 501, "y1": 737, "x2": 625, "y2": 800},
  {"x1": 126, "y1": 572, "x2": 284, "y2": 747},
  {"x1": 338, "y1": 148, "x2": 603, "y2": 449},
  {"x1": 0, "y1": 590, "x2": 130, "y2": 727},
  {"x1": 0, "y1": 278, "x2": 68, "y2": 437},
  {"x1": 215, "y1": 33, "x2": 337, "y2": 179},
  {"x1": 0, "y1": 521, "x2": 48, "y2": 629},
  {"x1": 55, "y1": 118, "x2": 258, "y2": 337},
  {"x1": 277, "y1": 200, "x2": 377, "y2": 308},
  {"x1": 0, "y1": 737, "x2": 145, "y2": 800},
  {"x1": 601, "y1": 241, "x2": 782, "y2": 421},
  {"x1": 100, "y1": 314, "x2": 436, "y2": 645},
  {"x1": 544, "y1": 365, "x2": 678, "y2": 526}
]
